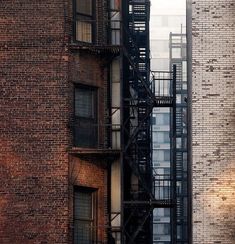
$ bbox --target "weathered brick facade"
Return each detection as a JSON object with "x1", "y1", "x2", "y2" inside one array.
[
  {"x1": 191, "y1": 1, "x2": 235, "y2": 243},
  {"x1": 68, "y1": 157, "x2": 108, "y2": 243},
  {"x1": 0, "y1": 0, "x2": 110, "y2": 243}
]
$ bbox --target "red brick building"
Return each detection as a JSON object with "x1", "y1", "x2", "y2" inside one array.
[{"x1": 0, "y1": 0, "x2": 121, "y2": 243}]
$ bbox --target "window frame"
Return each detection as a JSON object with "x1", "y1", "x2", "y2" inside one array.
[
  {"x1": 73, "y1": 0, "x2": 96, "y2": 43},
  {"x1": 153, "y1": 131, "x2": 170, "y2": 144},
  {"x1": 73, "y1": 84, "x2": 98, "y2": 148},
  {"x1": 73, "y1": 186, "x2": 98, "y2": 244}
]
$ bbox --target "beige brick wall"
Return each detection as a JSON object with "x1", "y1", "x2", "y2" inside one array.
[{"x1": 191, "y1": 1, "x2": 235, "y2": 243}]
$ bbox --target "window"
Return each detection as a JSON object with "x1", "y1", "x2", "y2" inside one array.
[
  {"x1": 172, "y1": 47, "x2": 181, "y2": 59},
  {"x1": 153, "y1": 149, "x2": 171, "y2": 162},
  {"x1": 177, "y1": 225, "x2": 182, "y2": 240},
  {"x1": 154, "y1": 208, "x2": 171, "y2": 218},
  {"x1": 74, "y1": 188, "x2": 97, "y2": 244},
  {"x1": 75, "y1": 0, "x2": 94, "y2": 43},
  {"x1": 151, "y1": 116, "x2": 156, "y2": 125},
  {"x1": 153, "y1": 132, "x2": 170, "y2": 144},
  {"x1": 182, "y1": 61, "x2": 187, "y2": 82},
  {"x1": 183, "y1": 152, "x2": 187, "y2": 171},
  {"x1": 155, "y1": 113, "x2": 170, "y2": 126},
  {"x1": 156, "y1": 186, "x2": 171, "y2": 199},
  {"x1": 75, "y1": 87, "x2": 95, "y2": 118},
  {"x1": 154, "y1": 223, "x2": 171, "y2": 235},
  {"x1": 74, "y1": 86, "x2": 98, "y2": 147},
  {"x1": 154, "y1": 168, "x2": 171, "y2": 179},
  {"x1": 176, "y1": 138, "x2": 182, "y2": 149}
]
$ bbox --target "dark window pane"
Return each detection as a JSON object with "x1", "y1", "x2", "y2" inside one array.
[
  {"x1": 76, "y1": 0, "x2": 92, "y2": 15},
  {"x1": 164, "y1": 150, "x2": 170, "y2": 161},
  {"x1": 74, "y1": 87, "x2": 98, "y2": 148},
  {"x1": 74, "y1": 119, "x2": 98, "y2": 147},
  {"x1": 75, "y1": 88, "x2": 95, "y2": 118},
  {"x1": 74, "y1": 191, "x2": 92, "y2": 219},
  {"x1": 74, "y1": 189, "x2": 96, "y2": 244},
  {"x1": 164, "y1": 168, "x2": 170, "y2": 176},
  {"x1": 151, "y1": 116, "x2": 156, "y2": 125},
  {"x1": 74, "y1": 220, "x2": 92, "y2": 244},
  {"x1": 164, "y1": 208, "x2": 170, "y2": 217}
]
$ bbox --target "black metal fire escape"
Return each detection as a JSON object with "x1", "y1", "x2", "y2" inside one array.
[
  {"x1": 121, "y1": 0, "x2": 176, "y2": 243},
  {"x1": 169, "y1": 32, "x2": 189, "y2": 244}
]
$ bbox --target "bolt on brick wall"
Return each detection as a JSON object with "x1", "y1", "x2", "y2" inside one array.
[{"x1": 191, "y1": 1, "x2": 235, "y2": 243}]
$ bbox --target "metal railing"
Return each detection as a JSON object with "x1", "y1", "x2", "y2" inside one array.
[
  {"x1": 152, "y1": 71, "x2": 173, "y2": 97},
  {"x1": 153, "y1": 174, "x2": 173, "y2": 202}
]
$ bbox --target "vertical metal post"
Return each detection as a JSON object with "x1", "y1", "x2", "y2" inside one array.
[
  {"x1": 186, "y1": 1, "x2": 193, "y2": 243},
  {"x1": 120, "y1": 0, "x2": 128, "y2": 242},
  {"x1": 172, "y1": 64, "x2": 177, "y2": 244}
]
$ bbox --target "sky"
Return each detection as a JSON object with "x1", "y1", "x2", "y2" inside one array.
[
  {"x1": 151, "y1": 0, "x2": 186, "y2": 16},
  {"x1": 150, "y1": 0, "x2": 186, "y2": 68}
]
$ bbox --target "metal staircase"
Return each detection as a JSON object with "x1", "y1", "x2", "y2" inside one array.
[
  {"x1": 169, "y1": 32, "x2": 189, "y2": 244},
  {"x1": 121, "y1": 1, "x2": 176, "y2": 243}
]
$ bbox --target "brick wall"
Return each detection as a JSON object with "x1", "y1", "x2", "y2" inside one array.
[
  {"x1": 0, "y1": 0, "x2": 109, "y2": 243},
  {"x1": 68, "y1": 157, "x2": 108, "y2": 243},
  {"x1": 69, "y1": 51, "x2": 108, "y2": 147},
  {"x1": 68, "y1": 51, "x2": 109, "y2": 243},
  {"x1": 191, "y1": 1, "x2": 235, "y2": 243},
  {"x1": 66, "y1": 0, "x2": 110, "y2": 242},
  {"x1": 0, "y1": 1, "x2": 70, "y2": 243}
]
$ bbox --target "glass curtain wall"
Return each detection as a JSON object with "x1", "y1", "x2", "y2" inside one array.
[{"x1": 150, "y1": 1, "x2": 188, "y2": 243}]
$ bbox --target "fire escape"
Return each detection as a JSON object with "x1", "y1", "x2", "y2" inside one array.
[
  {"x1": 70, "y1": 0, "x2": 177, "y2": 242},
  {"x1": 121, "y1": 0, "x2": 176, "y2": 243},
  {"x1": 169, "y1": 32, "x2": 189, "y2": 244}
]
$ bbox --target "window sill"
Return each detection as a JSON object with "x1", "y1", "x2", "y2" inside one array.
[
  {"x1": 68, "y1": 147, "x2": 120, "y2": 160},
  {"x1": 69, "y1": 42, "x2": 121, "y2": 55}
]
